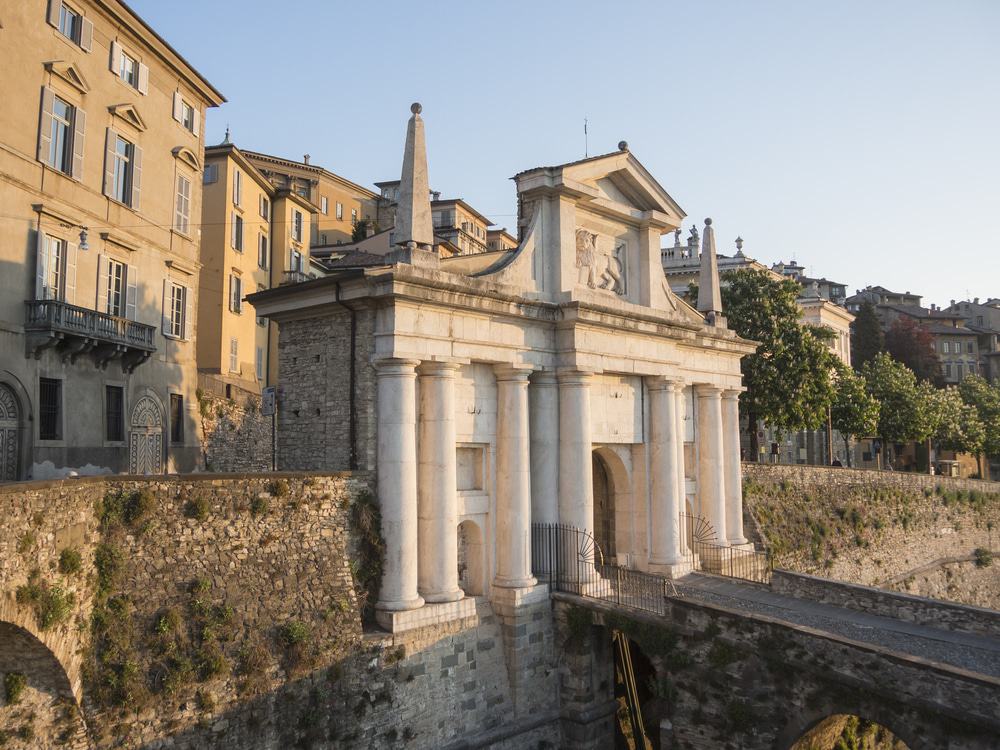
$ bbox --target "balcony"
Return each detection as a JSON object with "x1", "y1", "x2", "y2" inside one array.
[
  {"x1": 280, "y1": 270, "x2": 312, "y2": 286},
  {"x1": 24, "y1": 299, "x2": 157, "y2": 373}
]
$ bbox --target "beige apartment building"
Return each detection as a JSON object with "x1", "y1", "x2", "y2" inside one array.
[
  {"x1": 241, "y1": 150, "x2": 377, "y2": 247},
  {"x1": 0, "y1": 0, "x2": 224, "y2": 480},
  {"x1": 198, "y1": 142, "x2": 313, "y2": 391},
  {"x1": 375, "y1": 180, "x2": 495, "y2": 255}
]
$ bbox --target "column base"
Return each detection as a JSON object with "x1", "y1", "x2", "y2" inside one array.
[
  {"x1": 490, "y1": 583, "x2": 549, "y2": 614},
  {"x1": 375, "y1": 597, "x2": 477, "y2": 633},
  {"x1": 727, "y1": 538, "x2": 751, "y2": 548},
  {"x1": 493, "y1": 575, "x2": 538, "y2": 590},
  {"x1": 647, "y1": 559, "x2": 694, "y2": 579},
  {"x1": 375, "y1": 594, "x2": 425, "y2": 613},
  {"x1": 422, "y1": 588, "x2": 465, "y2": 604}
]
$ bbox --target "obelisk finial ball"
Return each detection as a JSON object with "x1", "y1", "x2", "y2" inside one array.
[
  {"x1": 705, "y1": 218, "x2": 713, "y2": 226},
  {"x1": 411, "y1": 102, "x2": 422, "y2": 115},
  {"x1": 618, "y1": 140, "x2": 628, "y2": 151}
]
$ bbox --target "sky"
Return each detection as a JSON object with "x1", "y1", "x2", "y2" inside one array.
[{"x1": 131, "y1": 0, "x2": 1000, "y2": 307}]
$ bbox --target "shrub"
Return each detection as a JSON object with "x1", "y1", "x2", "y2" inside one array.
[
  {"x1": 974, "y1": 548, "x2": 993, "y2": 568},
  {"x1": 196, "y1": 689, "x2": 216, "y2": 712},
  {"x1": 279, "y1": 621, "x2": 310, "y2": 647},
  {"x1": 250, "y1": 495, "x2": 269, "y2": 516},
  {"x1": 4, "y1": 672, "x2": 27, "y2": 705},
  {"x1": 94, "y1": 543, "x2": 124, "y2": 596},
  {"x1": 270, "y1": 479, "x2": 289, "y2": 498},
  {"x1": 16, "y1": 571, "x2": 75, "y2": 630},
  {"x1": 58, "y1": 547, "x2": 82, "y2": 576},
  {"x1": 197, "y1": 641, "x2": 229, "y2": 680},
  {"x1": 184, "y1": 494, "x2": 210, "y2": 521},
  {"x1": 99, "y1": 488, "x2": 154, "y2": 531},
  {"x1": 17, "y1": 531, "x2": 36, "y2": 555}
]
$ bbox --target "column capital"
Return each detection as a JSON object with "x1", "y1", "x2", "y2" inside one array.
[
  {"x1": 417, "y1": 360, "x2": 462, "y2": 376},
  {"x1": 529, "y1": 369, "x2": 559, "y2": 385},
  {"x1": 493, "y1": 363, "x2": 534, "y2": 382},
  {"x1": 374, "y1": 357, "x2": 422, "y2": 374},
  {"x1": 694, "y1": 383, "x2": 724, "y2": 397},
  {"x1": 645, "y1": 375, "x2": 686, "y2": 392},
  {"x1": 557, "y1": 368, "x2": 593, "y2": 386},
  {"x1": 722, "y1": 388, "x2": 744, "y2": 401}
]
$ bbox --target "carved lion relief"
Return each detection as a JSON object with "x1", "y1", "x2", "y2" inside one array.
[{"x1": 576, "y1": 229, "x2": 626, "y2": 295}]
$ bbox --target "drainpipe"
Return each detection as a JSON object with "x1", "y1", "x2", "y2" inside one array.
[{"x1": 334, "y1": 282, "x2": 359, "y2": 471}]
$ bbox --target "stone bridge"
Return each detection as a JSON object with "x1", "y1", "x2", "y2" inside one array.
[{"x1": 553, "y1": 569, "x2": 1000, "y2": 750}]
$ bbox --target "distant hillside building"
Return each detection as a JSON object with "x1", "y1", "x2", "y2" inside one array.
[{"x1": 943, "y1": 298, "x2": 1000, "y2": 383}]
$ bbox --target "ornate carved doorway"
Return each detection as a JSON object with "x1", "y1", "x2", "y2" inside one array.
[
  {"x1": 592, "y1": 453, "x2": 616, "y2": 560},
  {"x1": 0, "y1": 384, "x2": 20, "y2": 481},
  {"x1": 129, "y1": 396, "x2": 163, "y2": 475}
]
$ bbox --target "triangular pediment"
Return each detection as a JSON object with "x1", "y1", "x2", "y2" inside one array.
[
  {"x1": 172, "y1": 146, "x2": 201, "y2": 171},
  {"x1": 44, "y1": 61, "x2": 90, "y2": 94},
  {"x1": 108, "y1": 103, "x2": 147, "y2": 132}
]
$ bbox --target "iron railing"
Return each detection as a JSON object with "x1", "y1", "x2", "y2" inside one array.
[
  {"x1": 24, "y1": 299, "x2": 156, "y2": 350},
  {"x1": 280, "y1": 270, "x2": 312, "y2": 285},
  {"x1": 680, "y1": 512, "x2": 772, "y2": 583}
]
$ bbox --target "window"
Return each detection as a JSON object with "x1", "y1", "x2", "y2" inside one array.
[
  {"x1": 39, "y1": 235, "x2": 67, "y2": 301},
  {"x1": 956, "y1": 364, "x2": 964, "y2": 380},
  {"x1": 967, "y1": 342, "x2": 974, "y2": 354},
  {"x1": 167, "y1": 282, "x2": 185, "y2": 338},
  {"x1": 105, "y1": 385, "x2": 124, "y2": 442},
  {"x1": 259, "y1": 195, "x2": 270, "y2": 220},
  {"x1": 229, "y1": 337, "x2": 239, "y2": 372},
  {"x1": 172, "y1": 92, "x2": 198, "y2": 134},
  {"x1": 977, "y1": 315, "x2": 984, "y2": 326},
  {"x1": 257, "y1": 233, "x2": 269, "y2": 269},
  {"x1": 170, "y1": 394, "x2": 184, "y2": 444},
  {"x1": 335, "y1": 202, "x2": 343, "y2": 220},
  {"x1": 50, "y1": 2, "x2": 92, "y2": 49},
  {"x1": 351, "y1": 208, "x2": 358, "y2": 225},
  {"x1": 292, "y1": 209, "x2": 303, "y2": 242},
  {"x1": 233, "y1": 170, "x2": 242, "y2": 206},
  {"x1": 49, "y1": 96, "x2": 73, "y2": 173},
  {"x1": 39, "y1": 89, "x2": 85, "y2": 178},
  {"x1": 942, "y1": 341, "x2": 950, "y2": 354},
  {"x1": 58, "y1": 3, "x2": 80, "y2": 41},
  {"x1": 256, "y1": 285, "x2": 267, "y2": 327},
  {"x1": 174, "y1": 174, "x2": 191, "y2": 233},
  {"x1": 203, "y1": 163, "x2": 218, "y2": 184},
  {"x1": 180, "y1": 101, "x2": 195, "y2": 132},
  {"x1": 255, "y1": 347, "x2": 264, "y2": 380},
  {"x1": 111, "y1": 134, "x2": 134, "y2": 205},
  {"x1": 120, "y1": 51, "x2": 137, "y2": 87},
  {"x1": 229, "y1": 274, "x2": 242, "y2": 313},
  {"x1": 106, "y1": 258, "x2": 125, "y2": 316},
  {"x1": 232, "y1": 213, "x2": 244, "y2": 251},
  {"x1": 945, "y1": 364, "x2": 953, "y2": 378},
  {"x1": 39, "y1": 378, "x2": 62, "y2": 440},
  {"x1": 290, "y1": 249, "x2": 303, "y2": 273},
  {"x1": 321, "y1": 196, "x2": 329, "y2": 214}
]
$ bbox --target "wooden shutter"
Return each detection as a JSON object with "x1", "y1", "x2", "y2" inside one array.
[
  {"x1": 64, "y1": 242, "x2": 77, "y2": 303},
  {"x1": 192, "y1": 108, "x2": 200, "y2": 137},
  {"x1": 137, "y1": 63, "x2": 149, "y2": 95},
  {"x1": 102, "y1": 128, "x2": 115, "y2": 198},
  {"x1": 125, "y1": 264, "x2": 137, "y2": 320},
  {"x1": 96, "y1": 254, "x2": 108, "y2": 312},
  {"x1": 183, "y1": 285, "x2": 193, "y2": 340},
  {"x1": 230, "y1": 212, "x2": 236, "y2": 249},
  {"x1": 110, "y1": 40, "x2": 121, "y2": 74},
  {"x1": 130, "y1": 144, "x2": 142, "y2": 209},
  {"x1": 79, "y1": 17, "x2": 94, "y2": 52},
  {"x1": 71, "y1": 106, "x2": 86, "y2": 180},
  {"x1": 172, "y1": 92, "x2": 182, "y2": 123},
  {"x1": 161, "y1": 279, "x2": 171, "y2": 335},
  {"x1": 47, "y1": 0, "x2": 61, "y2": 27},
  {"x1": 35, "y1": 231, "x2": 48, "y2": 300},
  {"x1": 38, "y1": 87, "x2": 55, "y2": 165},
  {"x1": 228, "y1": 275, "x2": 235, "y2": 311}
]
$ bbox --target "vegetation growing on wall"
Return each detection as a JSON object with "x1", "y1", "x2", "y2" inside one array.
[{"x1": 348, "y1": 490, "x2": 384, "y2": 624}]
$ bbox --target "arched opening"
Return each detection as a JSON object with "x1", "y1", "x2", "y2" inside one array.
[
  {"x1": 592, "y1": 453, "x2": 616, "y2": 560},
  {"x1": 0, "y1": 383, "x2": 22, "y2": 481},
  {"x1": 129, "y1": 394, "x2": 163, "y2": 475},
  {"x1": 457, "y1": 520, "x2": 485, "y2": 596},
  {"x1": 612, "y1": 636, "x2": 662, "y2": 750},
  {"x1": 788, "y1": 714, "x2": 909, "y2": 750},
  {"x1": 0, "y1": 622, "x2": 88, "y2": 748}
]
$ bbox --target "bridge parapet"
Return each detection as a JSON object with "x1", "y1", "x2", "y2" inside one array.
[{"x1": 771, "y1": 569, "x2": 1000, "y2": 638}]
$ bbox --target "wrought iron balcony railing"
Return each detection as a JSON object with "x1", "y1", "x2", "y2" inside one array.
[
  {"x1": 280, "y1": 270, "x2": 312, "y2": 285},
  {"x1": 24, "y1": 299, "x2": 157, "y2": 372}
]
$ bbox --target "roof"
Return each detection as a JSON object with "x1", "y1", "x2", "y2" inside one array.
[
  {"x1": 924, "y1": 324, "x2": 977, "y2": 336},
  {"x1": 798, "y1": 275, "x2": 847, "y2": 288},
  {"x1": 240, "y1": 150, "x2": 377, "y2": 199},
  {"x1": 204, "y1": 143, "x2": 274, "y2": 194},
  {"x1": 511, "y1": 148, "x2": 626, "y2": 180},
  {"x1": 318, "y1": 250, "x2": 388, "y2": 270},
  {"x1": 878, "y1": 303, "x2": 964, "y2": 320}
]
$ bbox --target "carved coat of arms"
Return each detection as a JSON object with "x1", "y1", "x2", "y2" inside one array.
[{"x1": 576, "y1": 229, "x2": 626, "y2": 295}]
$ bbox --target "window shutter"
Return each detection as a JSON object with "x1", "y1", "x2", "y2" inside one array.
[
  {"x1": 192, "y1": 108, "x2": 200, "y2": 137},
  {"x1": 96, "y1": 254, "x2": 108, "y2": 312},
  {"x1": 64, "y1": 243, "x2": 77, "y2": 304},
  {"x1": 110, "y1": 41, "x2": 121, "y2": 74},
  {"x1": 172, "y1": 92, "x2": 182, "y2": 123},
  {"x1": 79, "y1": 17, "x2": 94, "y2": 52},
  {"x1": 71, "y1": 106, "x2": 86, "y2": 180},
  {"x1": 183, "y1": 285, "x2": 193, "y2": 340},
  {"x1": 130, "y1": 144, "x2": 142, "y2": 209},
  {"x1": 38, "y1": 87, "x2": 55, "y2": 165},
  {"x1": 230, "y1": 212, "x2": 236, "y2": 249},
  {"x1": 161, "y1": 279, "x2": 171, "y2": 335},
  {"x1": 46, "y1": 0, "x2": 60, "y2": 27},
  {"x1": 35, "y1": 231, "x2": 48, "y2": 300},
  {"x1": 228, "y1": 275, "x2": 235, "y2": 312},
  {"x1": 102, "y1": 128, "x2": 115, "y2": 198},
  {"x1": 125, "y1": 264, "x2": 137, "y2": 320},
  {"x1": 137, "y1": 63, "x2": 149, "y2": 95}
]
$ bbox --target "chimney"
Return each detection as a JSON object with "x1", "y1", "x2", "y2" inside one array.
[
  {"x1": 303, "y1": 154, "x2": 310, "y2": 165},
  {"x1": 697, "y1": 218, "x2": 725, "y2": 327},
  {"x1": 974, "y1": 297, "x2": 980, "y2": 304}
]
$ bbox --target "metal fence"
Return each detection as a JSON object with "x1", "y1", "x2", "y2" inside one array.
[{"x1": 680, "y1": 513, "x2": 772, "y2": 583}]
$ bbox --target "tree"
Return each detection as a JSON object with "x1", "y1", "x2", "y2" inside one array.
[
  {"x1": 861, "y1": 354, "x2": 933, "y2": 466},
  {"x1": 351, "y1": 218, "x2": 379, "y2": 243},
  {"x1": 931, "y1": 387, "x2": 985, "y2": 455},
  {"x1": 958, "y1": 374, "x2": 1000, "y2": 478},
  {"x1": 850, "y1": 301, "x2": 884, "y2": 371},
  {"x1": 830, "y1": 362, "x2": 879, "y2": 467},
  {"x1": 884, "y1": 316, "x2": 942, "y2": 385},
  {"x1": 718, "y1": 269, "x2": 838, "y2": 457}
]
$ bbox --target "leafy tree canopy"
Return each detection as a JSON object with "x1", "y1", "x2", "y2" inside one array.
[
  {"x1": 831, "y1": 362, "x2": 880, "y2": 441},
  {"x1": 861, "y1": 353, "x2": 933, "y2": 443},
  {"x1": 850, "y1": 300, "x2": 884, "y2": 371},
  {"x1": 884, "y1": 316, "x2": 942, "y2": 385},
  {"x1": 958, "y1": 374, "x2": 1000, "y2": 457}
]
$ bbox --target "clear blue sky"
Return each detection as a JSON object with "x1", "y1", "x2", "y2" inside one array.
[{"x1": 133, "y1": 0, "x2": 1000, "y2": 306}]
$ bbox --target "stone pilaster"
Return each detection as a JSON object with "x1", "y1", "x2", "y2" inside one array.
[
  {"x1": 374, "y1": 358, "x2": 424, "y2": 613},
  {"x1": 723, "y1": 389, "x2": 748, "y2": 545},
  {"x1": 647, "y1": 378, "x2": 688, "y2": 575},
  {"x1": 417, "y1": 361, "x2": 463, "y2": 603},
  {"x1": 529, "y1": 371, "x2": 560, "y2": 527},
  {"x1": 695, "y1": 384, "x2": 727, "y2": 543},
  {"x1": 494, "y1": 365, "x2": 537, "y2": 589},
  {"x1": 557, "y1": 369, "x2": 594, "y2": 534}
]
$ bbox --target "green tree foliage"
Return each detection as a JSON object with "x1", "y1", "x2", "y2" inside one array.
[
  {"x1": 932, "y1": 388, "x2": 985, "y2": 456},
  {"x1": 861, "y1": 353, "x2": 933, "y2": 444},
  {"x1": 351, "y1": 218, "x2": 378, "y2": 243},
  {"x1": 958, "y1": 374, "x2": 1000, "y2": 457},
  {"x1": 850, "y1": 301, "x2": 884, "y2": 371},
  {"x1": 884, "y1": 316, "x2": 942, "y2": 384},
  {"x1": 830, "y1": 363, "x2": 880, "y2": 465},
  {"x1": 719, "y1": 269, "x2": 837, "y2": 455}
]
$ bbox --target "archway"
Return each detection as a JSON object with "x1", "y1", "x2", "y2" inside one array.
[
  {"x1": 0, "y1": 384, "x2": 21, "y2": 481},
  {"x1": 129, "y1": 394, "x2": 163, "y2": 474},
  {"x1": 787, "y1": 713, "x2": 911, "y2": 750},
  {"x1": 593, "y1": 453, "x2": 616, "y2": 560},
  {"x1": 0, "y1": 622, "x2": 88, "y2": 748},
  {"x1": 457, "y1": 520, "x2": 485, "y2": 596}
]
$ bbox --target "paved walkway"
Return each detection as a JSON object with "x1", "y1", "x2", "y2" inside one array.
[{"x1": 671, "y1": 573, "x2": 1000, "y2": 679}]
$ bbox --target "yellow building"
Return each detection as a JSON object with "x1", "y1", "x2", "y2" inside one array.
[
  {"x1": 487, "y1": 228, "x2": 518, "y2": 252},
  {"x1": 199, "y1": 142, "x2": 313, "y2": 392},
  {"x1": 241, "y1": 150, "x2": 377, "y2": 247},
  {"x1": 0, "y1": 0, "x2": 224, "y2": 479},
  {"x1": 375, "y1": 180, "x2": 495, "y2": 255}
]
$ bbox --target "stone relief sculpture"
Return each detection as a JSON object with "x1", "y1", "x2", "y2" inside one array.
[{"x1": 576, "y1": 229, "x2": 625, "y2": 295}]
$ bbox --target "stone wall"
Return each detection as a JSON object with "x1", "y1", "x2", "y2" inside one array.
[
  {"x1": 197, "y1": 378, "x2": 273, "y2": 472},
  {"x1": 886, "y1": 557, "x2": 1000, "y2": 610},
  {"x1": 742, "y1": 463, "x2": 1000, "y2": 598}
]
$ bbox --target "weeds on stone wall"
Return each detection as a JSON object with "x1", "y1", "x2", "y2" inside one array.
[
  {"x1": 97, "y1": 488, "x2": 155, "y2": 533},
  {"x1": 58, "y1": 547, "x2": 82, "y2": 576},
  {"x1": 974, "y1": 548, "x2": 993, "y2": 568},
  {"x1": 348, "y1": 490, "x2": 384, "y2": 625},
  {"x1": 3, "y1": 672, "x2": 26, "y2": 705},
  {"x1": 15, "y1": 569, "x2": 75, "y2": 630},
  {"x1": 183, "y1": 493, "x2": 210, "y2": 521},
  {"x1": 16, "y1": 531, "x2": 35, "y2": 556}
]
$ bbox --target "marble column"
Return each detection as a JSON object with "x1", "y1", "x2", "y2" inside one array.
[
  {"x1": 648, "y1": 378, "x2": 684, "y2": 567},
  {"x1": 417, "y1": 361, "x2": 463, "y2": 603},
  {"x1": 722, "y1": 390, "x2": 748, "y2": 545},
  {"x1": 695, "y1": 385, "x2": 727, "y2": 544},
  {"x1": 558, "y1": 370, "x2": 594, "y2": 534},
  {"x1": 675, "y1": 386, "x2": 689, "y2": 551},
  {"x1": 494, "y1": 366, "x2": 537, "y2": 589},
  {"x1": 529, "y1": 371, "x2": 560, "y2": 527},
  {"x1": 375, "y1": 358, "x2": 424, "y2": 612}
]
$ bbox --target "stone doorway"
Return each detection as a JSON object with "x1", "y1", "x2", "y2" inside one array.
[
  {"x1": 129, "y1": 395, "x2": 163, "y2": 475},
  {"x1": 592, "y1": 452, "x2": 616, "y2": 561},
  {"x1": 0, "y1": 384, "x2": 20, "y2": 481},
  {"x1": 457, "y1": 520, "x2": 485, "y2": 596}
]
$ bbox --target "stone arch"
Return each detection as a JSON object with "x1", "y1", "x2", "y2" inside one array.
[
  {"x1": 0, "y1": 373, "x2": 32, "y2": 481},
  {"x1": 129, "y1": 391, "x2": 163, "y2": 475},
  {"x1": 457, "y1": 519, "x2": 486, "y2": 596},
  {"x1": 591, "y1": 446, "x2": 631, "y2": 563},
  {"x1": 780, "y1": 704, "x2": 924, "y2": 750}
]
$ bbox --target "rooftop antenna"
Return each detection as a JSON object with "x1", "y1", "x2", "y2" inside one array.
[{"x1": 584, "y1": 118, "x2": 588, "y2": 158}]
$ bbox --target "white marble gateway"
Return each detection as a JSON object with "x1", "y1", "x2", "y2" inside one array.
[{"x1": 250, "y1": 108, "x2": 758, "y2": 632}]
